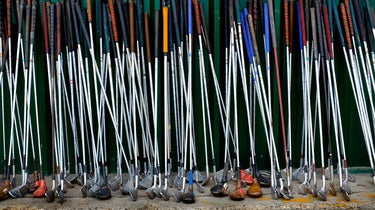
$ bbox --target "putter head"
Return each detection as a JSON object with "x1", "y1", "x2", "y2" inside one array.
[
  {"x1": 182, "y1": 187, "x2": 195, "y2": 204},
  {"x1": 318, "y1": 187, "x2": 327, "y2": 201},
  {"x1": 146, "y1": 187, "x2": 156, "y2": 199},
  {"x1": 230, "y1": 180, "x2": 245, "y2": 201},
  {"x1": 210, "y1": 182, "x2": 228, "y2": 197},
  {"x1": 33, "y1": 179, "x2": 47, "y2": 198},
  {"x1": 247, "y1": 178, "x2": 262, "y2": 198},
  {"x1": 173, "y1": 189, "x2": 183, "y2": 202},
  {"x1": 94, "y1": 185, "x2": 111, "y2": 200},
  {"x1": 45, "y1": 189, "x2": 55, "y2": 203},
  {"x1": 160, "y1": 188, "x2": 170, "y2": 201},
  {"x1": 329, "y1": 182, "x2": 336, "y2": 196},
  {"x1": 8, "y1": 184, "x2": 28, "y2": 198}
]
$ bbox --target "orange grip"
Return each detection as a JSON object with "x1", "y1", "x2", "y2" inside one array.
[
  {"x1": 340, "y1": 3, "x2": 352, "y2": 49},
  {"x1": 144, "y1": 13, "x2": 151, "y2": 63},
  {"x1": 129, "y1": 0, "x2": 135, "y2": 52},
  {"x1": 108, "y1": 0, "x2": 118, "y2": 42},
  {"x1": 7, "y1": 0, "x2": 11, "y2": 37},
  {"x1": 193, "y1": 0, "x2": 201, "y2": 35},
  {"x1": 344, "y1": 0, "x2": 354, "y2": 36},
  {"x1": 162, "y1": 6, "x2": 168, "y2": 53},
  {"x1": 86, "y1": 0, "x2": 92, "y2": 22}
]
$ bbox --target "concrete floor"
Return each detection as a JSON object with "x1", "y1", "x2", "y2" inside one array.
[{"x1": 1, "y1": 172, "x2": 374, "y2": 209}]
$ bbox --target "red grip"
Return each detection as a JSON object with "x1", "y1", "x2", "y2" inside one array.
[
  {"x1": 43, "y1": 2, "x2": 49, "y2": 53},
  {"x1": 340, "y1": 3, "x2": 352, "y2": 49},
  {"x1": 86, "y1": 0, "x2": 92, "y2": 22},
  {"x1": 193, "y1": 0, "x2": 201, "y2": 35},
  {"x1": 284, "y1": 0, "x2": 289, "y2": 46},
  {"x1": 6, "y1": 0, "x2": 11, "y2": 37},
  {"x1": 323, "y1": 5, "x2": 333, "y2": 59},
  {"x1": 108, "y1": 0, "x2": 118, "y2": 42},
  {"x1": 298, "y1": 0, "x2": 306, "y2": 46}
]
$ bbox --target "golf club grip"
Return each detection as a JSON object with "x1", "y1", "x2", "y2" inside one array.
[
  {"x1": 108, "y1": 0, "x2": 118, "y2": 42},
  {"x1": 0, "y1": 1, "x2": 2, "y2": 37},
  {"x1": 296, "y1": 1, "x2": 303, "y2": 50},
  {"x1": 340, "y1": 3, "x2": 352, "y2": 49},
  {"x1": 43, "y1": 2, "x2": 49, "y2": 53},
  {"x1": 18, "y1": 0, "x2": 25, "y2": 33},
  {"x1": 163, "y1": 6, "x2": 168, "y2": 53},
  {"x1": 144, "y1": 13, "x2": 151, "y2": 63},
  {"x1": 224, "y1": 0, "x2": 229, "y2": 48},
  {"x1": 57, "y1": 3, "x2": 61, "y2": 55},
  {"x1": 188, "y1": 0, "x2": 192, "y2": 34},
  {"x1": 241, "y1": 12, "x2": 251, "y2": 62},
  {"x1": 349, "y1": 1, "x2": 361, "y2": 47},
  {"x1": 107, "y1": 6, "x2": 117, "y2": 58},
  {"x1": 315, "y1": 1, "x2": 324, "y2": 54},
  {"x1": 268, "y1": 0, "x2": 278, "y2": 48},
  {"x1": 25, "y1": 1, "x2": 31, "y2": 69},
  {"x1": 366, "y1": 0, "x2": 375, "y2": 28},
  {"x1": 366, "y1": 11, "x2": 374, "y2": 53},
  {"x1": 248, "y1": 14, "x2": 260, "y2": 64},
  {"x1": 136, "y1": 0, "x2": 144, "y2": 47},
  {"x1": 310, "y1": 8, "x2": 318, "y2": 60},
  {"x1": 245, "y1": 14, "x2": 255, "y2": 63},
  {"x1": 333, "y1": 0, "x2": 345, "y2": 47},
  {"x1": 234, "y1": 0, "x2": 240, "y2": 23},
  {"x1": 253, "y1": 0, "x2": 258, "y2": 31},
  {"x1": 103, "y1": 4, "x2": 110, "y2": 54},
  {"x1": 298, "y1": 0, "x2": 306, "y2": 46},
  {"x1": 129, "y1": 0, "x2": 135, "y2": 52},
  {"x1": 372, "y1": 8, "x2": 375, "y2": 29},
  {"x1": 65, "y1": 0, "x2": 74, "y2": 50},
  {"x1": 284, "y1": 0, "x2": 289, "y2": 46},
  {"x1": 323, "y1": 5, "x2": 333, "y2": 59},
  {"x1": 116, "y1": 1, "x2": 129, "y2": 48},
  {"x1": 50, "y1": 4, "x2": 55, "y2": 55},
  {"x1": 229, "y1": 0, "x2": 234, "y2": 28},
  {"x1": 74, "y1": 2, "x2": 91, "y2": 49},
  {"x1": 199, "y1": 3, "x2": 212, "y2": 54},
  {"x1": 304, "y1": 0, "x2": 310, "y2": 43},
  {"x1": 353, "y1": 0, "x2": 366, "y2": 42},
  {"x1": 7, "y1": 0, "x2": 10, "y2": 38},
  {"x1": 171, "y1": 0, "x2": 181, "y2": 46},
  {"x1": 289, "y1": 0, "x2": 294, "y2": 52},
  {"x1": 70, "y1": 0, "x2": 80, "y2": 45},
  {"x1": 97, "y1": 0, "x2": 102, "y2": 38},
  {"x1": 191, "y1": 0, "x2": 200, "y2": 35},
  {"x1": 344, "y1": 0, "x2": 354, "y2": 36},
  {"x1": 30, "y1": 0, "x2": 36, "y2": 44},
  {"x1": 154, "y1": 10, "x2": 160, "y2": 58},
  {"x1": 328, "y1": 0, "x2": 333, "y2": 37},
  {"x1": 86, "y1": 0, "x2": 92, "y2": 22},
  {"x1": 264, "y1": 3, "x2": 270, "y2": 53}
]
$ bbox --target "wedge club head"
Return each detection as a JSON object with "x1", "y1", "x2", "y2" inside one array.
[
  {"x1": 298, "y1": 183, "x2": 308, "y2": 195},
  {"x1": 329, "y1": 182, "x2": 337, "y2": 196},
  {"x1": 340, "y1": 186, "x2": 350, "y2": 201},
  {"x1": 160, "y1": 188, "x2": 170, "y2": 201},
  {"x1": 318, "y1": 187, "x2": 327, "y2": 201},
  {"x1": 271, "y1": 186, "x2": 279, "y2": 200},
  {"x1": 139, "y1": 174, "x2": 153, "y2": 189},
  {"x1": 56, "y1": 187, "x2": 64, "y2": 203},
  {"x1": 129, "y1": 188, "x2": 138, "y2": 201},
  {"x1": 109, "y1": 175, "x2": 121, "y2": 191},
  {"x1": 173, "y1": 189, "x2": 183, "y2": 202},
  {"x1": 146, "y1": 186, "x2": 156, "y2": 199}
]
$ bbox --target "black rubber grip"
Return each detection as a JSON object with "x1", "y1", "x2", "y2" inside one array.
[
  {"x1": 117, "y1": 0, "x2": 129, "y2": 48},
  {"x1": 154, "y1": 10, "x2": 160, "y2": 58},
  {"x1": 74, "y1": 2, "x2": 91, "y2": 49},
  {"x1": 97, "y1": 0, "x2": 103, "y2": 38},
  {"x1": 310, "y1": 8, "x2": 318, "y2": 60},
  {"x1": 70, "y1": 0, "x2": 80, "y2": 45},
  {"x1": 305, "y1": 0, "x2": 310, "y2": 43},
  {"x1": 18, "y1": 0, "x2": 25, "y2": 33},
  {"x1": 353, "y1": 0, "x2": 367, "y2": 42},
  {"x1": 366, "y1": 11, "x2": 374, "y2": 53},
  {"x1": 199, "y1": 3, "x2": 212, "y2": 54},
  {"x1": 136, "y1": 0, "x2": 144, "y2": 47}
]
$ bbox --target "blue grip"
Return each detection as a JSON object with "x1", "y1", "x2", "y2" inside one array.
[
  {"x1": 264, "y1": 3, "x2": 270, "y2": 53},
  {"x1": 243, "y1": 12, "x2": 254, "y2": 64},
  {"x1": 296, "y1": 1, "x2": 303, "y2": 50},
  {"x1": 243, "y1": 8, "x2": 248, "y2": 16},
  {"x1": 333, "y1": 0, "x2": 346, "y2": 47},
  {"x1": 241, "y1": 12, "x2": 252, "y2": 63},
  {"x1": 189, "y1": 170, "x2": 193, "y2": 185},
  {"x1": 188, "y1": 0, "x2": 192, "y2": 34}
]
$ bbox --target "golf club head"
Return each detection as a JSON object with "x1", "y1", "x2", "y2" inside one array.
[
  {"x1": 342, "y1": 181, "x2": 352, "y2": 194},
  {"x1": 0, "y1": 186, "x2": 9, "y2": 201},
  {"x1": 292, "y1": 167, "x2": 304, "y2": 181},
  {"x1": 182, "y1": 188, "x2": 195, "y2": 204},
  {"x1": 345, "y1": 171, "x2": 356, "y2": 182},
  {"x1": 282, "y1": 185, "x2": 294, "y2": 200},
  {"x1": 329, "y1": 182, "x2": 337, "y2": 196},
  {"x1": 298, "y1": 183, "x2": 307, "y2": 195},
  {"x1": 194, "y1": 181, "x2": 204, "y2": 193},
  {"x1": 121, "y1": 177, "x2": 134, "y2": 195},
  {"x1": 88, "y1": 183, "x2": 100, "y2": 197},
  {"x1": 230, "y1": 180, "x2": 245, "y2": 201},
  {"x1": 160, "y1": 188, "x2": 170, "y2": 201},
  {"x1": 200, "y1": 175, "x2": 211, "y2": 186},
  {"x1": 173, "y1": 189, "x2": 183, "y2": 202},
  {"x1": 27, "y1": 181, "x2": 38, "y2": 193},
  {"x1": 139, "y1": 174, "x2": 153, "y2": 189},
  {"x1": 340, "y1": 186, "x2": 350, "y2": 201},
  {"x1": 311, "y1": 184, "x2": 318, "y2": 197},
  {"x1": 278, "y1": 187, "x2": 292, "y2": 200},
  {"x1": 215, "y1": 169, "x2": 234, "y2": 183},
  {"x1": 271, "y1": 186, "x2": 279, "y2": 200},
  {"x1": 64, "y1": 179, "x2": 74, "y2": 188},
  {"x1": 325, "y1": 167, "x2": 331, "y2": 180},
  {"x1": 8, "y1": 184, "x2": 28, "y2": 198},
  {"x1": 56, "y1": 187, "x2": 65, "y2": 202},
  {"x1": 256, "y1": 173, "x2": 271, "y2": 187},
  {"x1": 318, "y1": 187, "x2": 327, "y2": 201},
  {"x1": 129, "y1": 188, "x2": 138, "y2": 201},
  {"x1": 210, "y1": 182, "x2": 228, "y2": 197},
  {"x1": 76, "y1": 173, "x2": 84, "y2": 186},
  {"x1": 146, "y1": 187, "x2": 156, "y2": 199},
  {"x1": 81, "y1": 185, "x2": 89, "y2": 198},
  {"x1": 240, "y1": 169, "x2": 253, "y2": 185},
  {"x1": 109, "y1": 175, "x2": 121, "y2": 191},
  {"x1": 33, "y1": 179, "x2": 47, "y2": 198},
  {"x1": 45, "y1": 189, "x2": 55, "y2": 203},
  {"x1": 65, "y1": 173, "x2": 78, "y2": 183},
  {"x1": 173, "y1": 174, "x2": 182, "y2": 189},
  {"x1": 94, "y1": 185, "x2": 111, "y2": 200},
  {"x1": 247, "y1": 178, "x2": 262, "y2": 198},
  {"x1": 153, "y1": 186, "x2": 162, "y2": 198}
]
